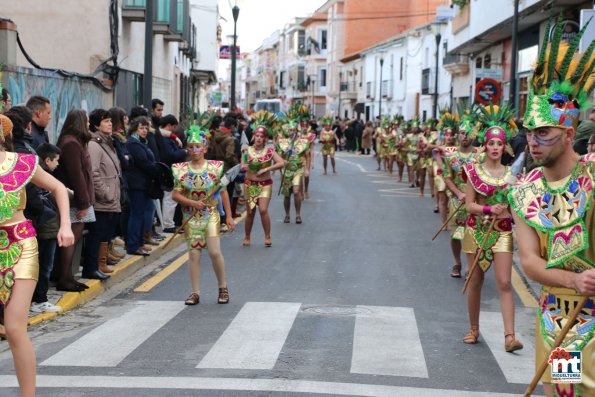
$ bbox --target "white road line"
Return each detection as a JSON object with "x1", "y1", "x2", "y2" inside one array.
[
  {"x1": 0, "y1": 375, "x2": 521, "y2": 396},
  {"x1": 478, "y1": 311, "x2": 535, "y2": 384},
  {"x1": 41, "y1": 301, "x2": 184, "y2": 367},
  {"x1": 196, "y1": 302, "x2": 301, "y2": 369},
  {"x1": 351, "y1": 306, "x2": 429, "y2": 377}
]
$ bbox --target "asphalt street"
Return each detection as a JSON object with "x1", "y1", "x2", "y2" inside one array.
[{"x1": 0, "y1": 150, "x2": 542, "y2": 397}]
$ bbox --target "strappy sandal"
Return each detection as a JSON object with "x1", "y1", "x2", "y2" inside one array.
[
  {"x1": 283, "y1": 215, "x2": 290, "y2": 224},
  {"x1": 450, "y1": 265, "x2": 462, "y2": 278},
  {"x1": 463, "y1": 327, "x2": 479, "y2": 344},
  {"x1": 295, "y1": 216, "x2": 302, "y2": 224},
  {"x1": 184, "y1": 293, "x2": 200, "y2": 305},
  {"x1": 218, "y1": 287, "x2": 229, "y2": 304},
  {"x1": 505, "y1": 333, "x2": 523, "y2": 352},
  {"x1": 264, "y1": 237, "x2": 272, "y2": 247},
  {"x1": 242, "y1": 238, "x2": 250, "y2": 247}
]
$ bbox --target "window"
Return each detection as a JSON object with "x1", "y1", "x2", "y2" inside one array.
[
  {"x1": 155, "y1": 0, "x2": 170, "y2": 23},
  {"x1": 319, "y1": 68, "x2": 327, "y2": 87},
  {"x1": 366, "y1": 81, "x2": 372, "y2": 97},
  {"x1": 297, "y1": 65, "x2": 306, "y2": 91},
  {"x1": 298, "y1": 30, "x2": 306, "y2": 56},
  {"x1": 475, "y1": 57, "x2": 482, "y2": 68},
  {"x1": 124, "y1": 0, "x2": 145, "y2": 7},
  {"x1": 279, "y1": 71, "x2": 286, "y2": 89},
  {"x1": 320, "y1": 29, "x2": 327, "y2": 50},
  {"x1": 484, "y1": 53, "x2": 491, "y2": 69},
  {"x1": 399, "y1": 57, "x2": 403, "y2": 81}
]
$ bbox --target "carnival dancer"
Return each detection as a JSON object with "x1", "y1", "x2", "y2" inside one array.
[
  {"x1": 241, "y1": 112, "x2": 286, "y2": 247},
  {"x1": 418, "y1": 119, "x2": 437, "y2": 197},
  {"x1": 0, "y1": 113, "x2": 74, "y2": 397},
  {"x1": 300, "y1": 117, "x2": 316, "y2": 199},
  {"x1": 319, "y1": 116, "x2": 339, "y2": 174},
  {"x1": 373, "y1": 120, "x2": 386, "y2": 171},
  {"x1": 441, "y1": 108, "x2": 481, "y2": 278},
  {"x1": 404, "y1": 118, "x2": 422, "y2": 188},
  {"x1": 171, "y1": 126, "x2": 235, "y2": 306},
  {"x1": 433, "y1": 112, "x2": 458, "y2": 221},
  {"x1": 462, "y1": 103, "x2": 523, "y2": 353},
  {"x1": 509, "y1": 19, "x2": 595, "y2": 396},
  {"x1": 277, "y1": 120, "x2": 310, "y2": 224},
  {"x1": 392, "y1": 115, "x2": 406, "y2": 182}
]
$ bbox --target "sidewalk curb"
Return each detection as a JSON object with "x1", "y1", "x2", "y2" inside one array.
[{"x1": 27, "y1": 234, "x2": 185, "y2": 327}]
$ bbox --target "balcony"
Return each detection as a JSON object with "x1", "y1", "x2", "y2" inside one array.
[
  {"x1": 122, "y1": 0, "x2": 146, "y2": 22},
  {"x1": 122, "y1": 0, "x2": 189, "y2": 40},
  {"x1": 443, "y1": 53, "x2": 470, "y2": 76},
  {"x1": 340, "y1": 81, "x2": 357, "y2": 100}
]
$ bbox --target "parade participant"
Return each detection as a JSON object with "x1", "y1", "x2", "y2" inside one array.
[
  {"x1": 0, "y1": 113, "x2": 74, "y2": 397},
  {"x1": 373, "y1": 120, "x2": 386, "y2": 171},
  {"x1": 171, "y1": 126, "x2": 235, "y2": 305},
  {"x1": 509, "y1": 20, "x2": 595, "y2": 396},
  {"x1": 418, "y1": 119, "x2": 437, "y2": 197},
  {"x1": 433, "y1": 112, "x2": 458, "y2": 221},
  {"x1": 404, "y1": 118, "x2": 422, "y2": 188},
  {"x1": 277, "y1": 120, "x2": 310, "y2": 224},
  {"x1": 385, "y1": 120, "x2": 400, "y2": 176},
  {"x1": 462, "y1": 103, "x2": 522, "y2": 352},
  {"x1": 393, "y1": 115, "x2": 406, "y2": 182},
  {"x1": 241, "y1": 112, "x2": 285, "y2": 247},
  {"x1": 319, "y1": 116, "x2": 339, "y2": 174},
  {"x1": 441, "y1": 108, "x2": 481, "y2": 278}
]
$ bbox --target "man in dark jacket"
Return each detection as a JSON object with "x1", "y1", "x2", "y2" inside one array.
[{"x1": 26, "y1": 95, "x2": 51, "y2": 149}]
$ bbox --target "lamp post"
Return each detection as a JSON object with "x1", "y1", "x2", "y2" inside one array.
[
  {"x1": 230, "y1": 4, "x2": 240, "y2": 112},
  {"x1": 308, "y1": 74, "x2": 316, "y2": 115},
  {"x1": 338, "y1": 70, "x2": 342, "y2": 119},
  {"x1": 378, "y1": 56, "x2": 384, "y2": 119},
  {"x1": 433, "y1": 25, "x2": 442, "y2": 120}
]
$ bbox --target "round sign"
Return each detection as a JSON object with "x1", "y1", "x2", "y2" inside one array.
[{"x1": 475, "y1": 78, "x2": 502, "y2": 105}]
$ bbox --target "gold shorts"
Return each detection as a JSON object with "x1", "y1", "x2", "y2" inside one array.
[
  {"x1": 245, "y1": 179, "x2": 273, "y2": 210},
  {"x1": 321, "y1": 144, "x2": 335, "y2": 156},
  {"x1": 184, "y1": 209, "x2": 220, "y2": 251},
  {"x1": 535, "y1": 288, "x2": 595, "y2": 395},
  {"x1": 462, "y1": 229, "x2": 513, "y2": 254}
]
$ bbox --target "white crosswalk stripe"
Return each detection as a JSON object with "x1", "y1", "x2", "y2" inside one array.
[
  {"x1": 41, "y1": 301, "x2": 185, "y2": 367},
  {"x1": 35, "y1": 300, "x2": 534, "y2": 386}
]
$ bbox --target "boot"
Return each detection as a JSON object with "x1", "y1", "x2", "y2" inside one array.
[
  {"x1": 141, "y1": 244, "x2": 153, "y2": 252},
  {"x1": 98, "y1": 242, "x2": 114, "y2": 274},
  {"x1": 143, "y1": 232, "x2": 160, "y2": 246},
  {"x1": 109, "y1": 243, "x2": 126, "y2": 259}
]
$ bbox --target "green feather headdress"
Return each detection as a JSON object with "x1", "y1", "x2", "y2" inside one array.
[
  {"x1": 476, "y1": 103, "x2": 518, "y2": 143},
  {"x1": 252, "y1": 110, "x2": 277, "y2": 138},
  {"x1": 524, "y1": 13, "x2": 594, "y2": 130},
  {"x1": 457, "y1": 103, "x2": 479, "y2": 139},
  {"x1": 287, "y1": 102, "x2": 310, "y2": 121},
  {"x1": 186, "y1": 125, "x2": 210, "y2": 146}
]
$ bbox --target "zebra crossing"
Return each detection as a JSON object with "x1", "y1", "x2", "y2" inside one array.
[{"x1": 34, "y1": 300, "x2": 535, "y2": 386}]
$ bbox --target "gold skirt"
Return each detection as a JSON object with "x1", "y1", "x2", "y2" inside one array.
[
  {"x1": 536, "y1": 287, "x2": 595, "y2": 395},
  {"x1": 321, "y1": 143, "x2": 335, "y2": 156},
  {"x1": 245, "y1": 179, "x2": 273, "y2": 211},
  {"x1": 462, "y1": 229, "x2": 513, "y2": 254}
]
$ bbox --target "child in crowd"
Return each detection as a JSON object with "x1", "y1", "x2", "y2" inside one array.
[{"x1": 30, "y1": 143, "x2": 64, "y2": 313}]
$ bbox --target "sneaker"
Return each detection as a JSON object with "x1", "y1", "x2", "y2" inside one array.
[
  {"x1": 30, "y1": 301, "x2": 62, "y2": 313},
  {"x1": 162, "y1": 227, "x2": 176, "y2": 233}
]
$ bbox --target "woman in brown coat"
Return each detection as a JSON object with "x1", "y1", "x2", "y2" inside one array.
[
  {"x1": 362, "y1": 121, "x2": 373, "y2": 155},
  {"x1": 54, "y1": 109, "x2": 96, "y2": 292}
]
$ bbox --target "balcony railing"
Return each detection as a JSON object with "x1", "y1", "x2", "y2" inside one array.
[
  {"x1": 443, "y1": 53, "x2": 470, "y2": 76},
  {"x1": 340, "y1": 81, "x2": 357, "y2": 92}
]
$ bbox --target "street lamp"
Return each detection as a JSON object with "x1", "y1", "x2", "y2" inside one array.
[
  {"x1": 308, "y1": 74, "x2": 316, "y2": 115},
  {"x1": 432, "y1": 23, "x2": 442, "y2": 120},
  {"x1": 230, "y1": 4, "x2": 240, "y2": 112},
  {"x1": 378, "y1": 55, "x2": 384, "y2": 119}
]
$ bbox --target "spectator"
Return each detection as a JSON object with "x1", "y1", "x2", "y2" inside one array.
[
  {"x1": 54, "y1": 109, "x2": 96, "y2": 292},
  {"x1": 85, "y1": 108, "x2": 124, "y2": 280},
  {"x1": 125, "y1": 117, "x2": 161, "y2": 256},
  {"x1": 588, "y1": 134, "x2": 595, "y2": 154},
  {"x1": 30, "y1": 143, "x2": 63, "y2": 313},
  {"x1": 158, "y1": 114, "x2": 187, "y2": 233},
  {"x1": 1, "y1": 87, "x2": 11, "y2": 113},
  {"x1": 109, "y1": 107, "x2": 131, "y2": 248},
  {"x1": 354, "y1": 119, "x2": 364, "y2": 154},
  {"x1": 574, "y1": 109, "x2": 595, "y2": 155},
  {"x1": 25, "y1": 95, "x2": 51, "y2": 149},
  {"x1": 209, "y1": 113, "x2": 240, "y2": 213},
  {"x1": 150, "y1": 98, "x2": 164, "y2": 131},
  {"x1": 345, "y1": 120, "x2": 355, "y2": 152}
]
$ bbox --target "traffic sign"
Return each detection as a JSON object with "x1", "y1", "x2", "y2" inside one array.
[{"x1": 474, "y1": 78, "x2": 502, "y2": 105}]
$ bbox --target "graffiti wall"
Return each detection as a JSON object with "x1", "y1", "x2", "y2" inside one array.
[{"x1": 2, "y1": 65, "x2": 111, "y2": 143}]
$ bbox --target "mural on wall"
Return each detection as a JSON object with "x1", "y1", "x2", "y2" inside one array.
[{"x1": 3, "y1": 65, "x2": 107, "y2": 143}]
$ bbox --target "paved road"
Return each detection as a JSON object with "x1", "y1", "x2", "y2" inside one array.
[{"x1": 0, "y1": 150, "x2": 542, "y2": 396}]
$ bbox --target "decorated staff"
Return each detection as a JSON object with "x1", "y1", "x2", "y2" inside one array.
[
  {"x1": 171, "y1": 126, "x2": 235, "y2": 306},
  {"x1": 508, "y1": 14, "x2": 595, "y2": 397},
  {"x1": 241, "y1": 111, "x2": 286, "y2": 247}
]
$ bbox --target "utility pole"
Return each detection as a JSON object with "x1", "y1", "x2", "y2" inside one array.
[
  {"x1": 143, "y1": 0, "x2": 154, "y2": 108},
  {"x1": 509, "y1": 0, "x2": 519, "y2": 112},
  {"x1": 231, "y1": 5, "x2": 240, "y2": 112},
  {"x1": 378, "y1": 56, "x2": 384, "y2": 119},
  {"x1": 433, "y1": 32, "x2": 441, "y2": 119}
]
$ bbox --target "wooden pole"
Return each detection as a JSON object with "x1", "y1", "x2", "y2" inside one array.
[
  {"x1": 461, "y1": 216, "x2": 497, "y2": 294},
  {"x1": 431, "y1": 201, "x2": 464, "y2": 241},
  {"x1": 162, "y1": 208, "x2": 198, "y2": 249}
]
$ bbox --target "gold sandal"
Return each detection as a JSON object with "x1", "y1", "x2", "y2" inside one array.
[
  {"x1": 463, "y1": 327, "x2": 479, "y2": 344},
  {"x1": 264, "y1": 237, "x2": 272, "y2": 247},
  {"x1": 242, "y1": 238, "x2": 250, "y2": 247},
  {"x1": 504, "y1": 333, "x2": 523, "y2": 352}
]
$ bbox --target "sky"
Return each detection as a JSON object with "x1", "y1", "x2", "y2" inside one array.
[{"x1": 218, "y1": 0, "x2": 327, "y2": 53}]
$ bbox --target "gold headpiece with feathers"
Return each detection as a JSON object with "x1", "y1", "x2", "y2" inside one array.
[{"x1": 524, "y1": 13, "x2": 594, "y2": 130}]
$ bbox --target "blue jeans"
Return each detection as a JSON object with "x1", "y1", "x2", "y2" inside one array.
[
  {"x1": 32, "y1": 238, "x2": 57, "y2": 303},
  {"x1": 84, "y1": 211, "x2": 118, "y2": 273},
  {"x1": 127, "y1": 189, "x2": 152, "y2": 252}
]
